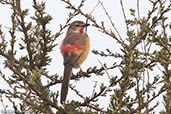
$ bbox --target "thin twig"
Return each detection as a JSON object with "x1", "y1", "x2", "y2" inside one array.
[
  {"x1": 91, "y1": 81, "x2": 98, "y2": 99},
  {"x1": 120, "y1": 0, "x2": 129, "y2": 32},
  {"x1": 98, "y1": 59, "x2": 111, "y2": 79},
  {"x1": 70, "y1": 85, "x2": 85, "y2": 100},
  {"x1": 89, "y1": 1, "x2": 100, "y2": 15},
  {"x1": 81, "y1": 103, "x2": 105, "y2": 112},
  {"x1": 85, "y1": 1, "x2": 100, "y2": 32},
  {"x1": 99, "y1": 0, "x2": 124, "y2": 43}
]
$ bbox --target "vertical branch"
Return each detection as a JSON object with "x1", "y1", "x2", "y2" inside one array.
[
  {"x1": 146, "y1": 46, "x2": 150, "y2": 112},
  {"x1": 116, "y1": 49, "x2": 133, "y2": 112},
  {"x1": 131, "y1": 1, "x2": 158, "y2": 50},
  {"x1": 136, "y1": 72, "x2": 141, "y2": 112},
  {"x1": 167, "y1": 81, "x2": 171, "y2": 114},
  {"x1": 120, "y1": 0, "x2": 129, "y2": 32},
  {"x1": 159, "y1": 0, "x2": 168, "y2": 41},
  {"x1": 128, "y1": 49, "x2": 133, "y2": 84},
  {"x1": 33, "y1": 0, "x2": 47, "y2": 65},
  {"x1": 135, "y1": 0, "x2": 140, "y2": 34},
  {"x1": 161, "y1": 18, "x2": 168, "y2": 40},
  {"x1": 16, "y1": 0, "x2": 34, "y2": 70},
  {"x1": 9, "y1": 0, "x2": 16, "y2": 65},
  {"x1": 137, "y1": 0, "x2": 140, "y2": 20},
  {"x1": 32, "y1": 0, "x2": 53, "y2": 68}
]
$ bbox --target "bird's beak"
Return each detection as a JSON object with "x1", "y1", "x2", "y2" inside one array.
[{"x1": 82, "y1": 23, "x2": 90, "y2": 27}]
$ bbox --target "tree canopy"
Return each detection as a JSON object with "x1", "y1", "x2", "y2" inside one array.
[{"x1": 0, "y1": 0, "x2": 171, "y2": 113}]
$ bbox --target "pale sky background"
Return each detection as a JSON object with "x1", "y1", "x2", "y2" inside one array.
[{"x1": 0, "y1": 0, "x2": 171, "y2": 113}]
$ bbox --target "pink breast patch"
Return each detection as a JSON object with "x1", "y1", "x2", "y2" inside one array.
[{"x1": 61, "y1": 43, "x2": 83, "y2": 53}]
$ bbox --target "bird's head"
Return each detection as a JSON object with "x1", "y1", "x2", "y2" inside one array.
[{"x1": 67, "y1": 21, "x2": 90, "y2": 33}]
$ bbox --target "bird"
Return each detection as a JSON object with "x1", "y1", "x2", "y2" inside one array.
[{"x1": 60, "y1": 20, "x2": 90, "y2": 103}]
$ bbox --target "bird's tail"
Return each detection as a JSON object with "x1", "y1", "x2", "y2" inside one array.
[{"x1": 60, "y1": 64, "x2": 72, "y2": 104}]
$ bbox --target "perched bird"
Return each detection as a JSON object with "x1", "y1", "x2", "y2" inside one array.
[{"x1": 60, "y1": 21, "x2": 90, "y2": 103}]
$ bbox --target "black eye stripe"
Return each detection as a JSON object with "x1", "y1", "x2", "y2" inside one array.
[{"x1": 75, "y1": 24, "x2": 80, "y2": 27}]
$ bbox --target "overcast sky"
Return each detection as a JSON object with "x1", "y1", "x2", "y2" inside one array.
[{"x1": 0, "y1": 0, "x2": 171, "y2": 112}]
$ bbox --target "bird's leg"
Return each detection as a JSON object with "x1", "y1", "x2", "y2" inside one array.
[{"x1": 79, "y1": 66, "x2": 83, "y2": 72}]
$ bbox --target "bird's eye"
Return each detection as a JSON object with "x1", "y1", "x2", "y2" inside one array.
[{"x1": 75, "y1": 24, "x2": 80, "y2": 27}]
